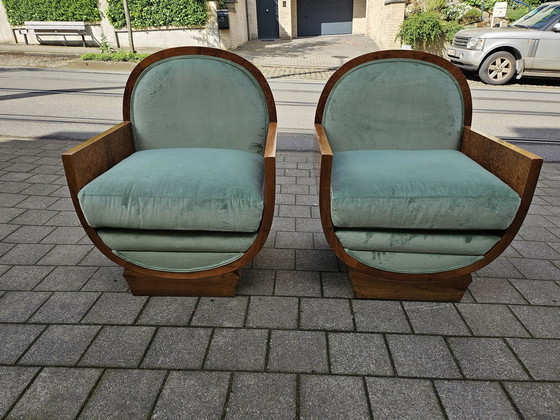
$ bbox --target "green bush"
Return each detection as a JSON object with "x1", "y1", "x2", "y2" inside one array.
[
  {"x1": 507, "y1": 6, "x2": 530, "y2": 22},
  {"x1": 3, "y1": 0, "x2": 100, "y2": 26},
  {"x1": 106, "y1": 0, "x2": 208, "y2": 29},
  {"x1": 80, "y1": 52, "x2": 150, "y2": 62},
  {"x1": 461, "y1": 7, "x2": 482, "y2": 24},
  {"x1": 397, "y1": 11, "x2": 444, "y2": 49},
  {"x1": 443, "y1": 21, "x2": 465, "y2": 42}
]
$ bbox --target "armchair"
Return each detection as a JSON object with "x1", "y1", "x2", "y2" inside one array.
[
  {"x1": 315, "y1": 50, "x2": 542, "y2": 301},
  {"x1": 62, "y1": 47, "x2": 276, "y2": 296}
]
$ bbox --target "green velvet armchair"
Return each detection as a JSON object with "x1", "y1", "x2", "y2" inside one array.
[
  {"x1": 62, "y1": 47, "x2": 277, "y2": 296},
  {"x1": 315, "y1": 50, "x2": 542, "y2": 302}
]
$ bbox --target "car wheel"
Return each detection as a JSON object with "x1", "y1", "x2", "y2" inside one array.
[{"x1": 478, "y1": 51, "x2": 516, "y2": 85}]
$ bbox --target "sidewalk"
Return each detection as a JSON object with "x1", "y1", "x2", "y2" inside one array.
[{"x1": 0, "y1": 37, "x2": 559, "y2": 419}]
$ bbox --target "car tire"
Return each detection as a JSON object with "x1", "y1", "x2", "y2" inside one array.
[{"x1": 478, "y1": 51, "x2": 516, "y2": 85}]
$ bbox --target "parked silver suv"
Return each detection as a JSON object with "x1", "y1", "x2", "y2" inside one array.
[{"x1": 447, "y1": 1, "x2": 560, "y2": 84}]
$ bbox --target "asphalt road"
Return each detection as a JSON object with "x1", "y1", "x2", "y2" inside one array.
[{"x1": 1, "y1": 67, "x2": 559, "y2": 160}]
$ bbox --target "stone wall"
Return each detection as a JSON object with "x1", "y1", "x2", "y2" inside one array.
[{"x1": 366, "y1": 0, "x2": 406, "y2": 49}]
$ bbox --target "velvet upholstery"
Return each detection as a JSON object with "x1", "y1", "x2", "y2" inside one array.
[
  {"x1": 331, "y1": 150, "x2": 520, "y2": 230},
  {"x1": 78, "y1": 148, "x2": 264, "y2": 232},
  {"x1": 98, "y1": 229, "x2": 257, "y2": 252},
  {"x1": 346, "y1": 249, "x2": 483, "y2": 274},
  {"x1": 115, "y1": 251, "x2": 244, "y2": 272},
  {"x1": 130, "y1": 56, "x2": 269, "y2": 154},
  {"x1": 323, "y1": 59, "x2": 464, "y2": 152},
  {"x1": 335, "y1": 230, "x2": 501, "y2": 255}
]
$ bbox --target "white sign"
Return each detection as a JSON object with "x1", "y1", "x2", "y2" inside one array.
[{"x1": 493, "y1": 2, "x2": 508, "y2": 18}]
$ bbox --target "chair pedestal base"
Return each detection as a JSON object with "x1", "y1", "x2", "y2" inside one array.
[
  {"x1": 123, "y1": 268, "x2": 240, "y2": 297},
  {"x1": 349, "y1": 268, "x2": 472, "y2": 302}
]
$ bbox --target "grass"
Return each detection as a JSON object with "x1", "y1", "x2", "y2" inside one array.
[{"x1": 80, "y1": 52, "x2": 150, "y2": 62}]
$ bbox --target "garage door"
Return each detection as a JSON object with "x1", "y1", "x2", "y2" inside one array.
[{"x1": 297, "y1": 0, "x2": 353, "y2": 37}]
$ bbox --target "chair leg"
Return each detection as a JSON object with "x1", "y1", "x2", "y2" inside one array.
[
  {"x1": 123, "y1": 268, "x2": 240, "y2": 297},
  {"x1": 348, "y1": 268, "x2": 472, "y2": 302}
]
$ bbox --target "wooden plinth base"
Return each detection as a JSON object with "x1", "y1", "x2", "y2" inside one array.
[
  {"x1": 349, "y1": 268, "x2": 472, "y2": 302},
  {"x1": 123, "y1": 268, "x2": 240, "y2": 296}
]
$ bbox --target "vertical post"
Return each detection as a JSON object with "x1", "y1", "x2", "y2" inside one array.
[{"x1": 122, "y1": 0, "x2": 136, "y2": 52}]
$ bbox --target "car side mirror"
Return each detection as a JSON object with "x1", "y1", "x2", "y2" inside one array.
[{"x1": 553, "y1": 22, "x2": 560, "y2": 32}]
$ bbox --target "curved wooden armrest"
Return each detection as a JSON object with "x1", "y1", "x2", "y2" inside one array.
[
  {"x1": 62, "y1": 122, "x2": 135, "y2": 196},
  {"x1": 460, "y1": 127, "x2": 542, "y2": 197},
  {"x1": 315, "y1": 123, "x2": 333, "y2": 157}
]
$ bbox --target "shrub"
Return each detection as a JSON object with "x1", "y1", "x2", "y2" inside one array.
[
  {"x1": 507, "y1": 6, "x2": 530, "y2": 22},
  {"x1": 80, "y1": 52, "x2": 150, "y2": 62},
  {"x1": 3, "y1": 0, "x2": 100, "y2": 26},
  {"x1": 443, "y1": 21, "x2": 465, "y2": 42},
  {"x1": 461, "y1": 7, "x2": 482, "y2": 24},
  {"x1": 106, "y1": 0, "x2": 208, "y2": 29},
  {"x1": 397, "y1": 11, "x2": 444, "y2": 49}
]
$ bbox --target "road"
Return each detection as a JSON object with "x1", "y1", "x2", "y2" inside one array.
[{"x1": 1, "y1": 67, "x2": 559, "y2": 160}]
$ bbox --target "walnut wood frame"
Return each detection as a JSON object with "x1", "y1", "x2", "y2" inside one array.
[
  {"x1": 315, "y1": 50, "x2": 543, "y2": 302},
  {"x1": 62, "y1": 47, "x2": 277, "y2": 296}
]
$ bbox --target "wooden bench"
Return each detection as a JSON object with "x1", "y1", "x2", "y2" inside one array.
[{"x1": 19, "y1": 21, "x2": 87, "y2": 46}]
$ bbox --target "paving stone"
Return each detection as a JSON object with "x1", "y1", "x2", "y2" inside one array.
[
  {"x1": 510, "y1": 258, "x2": 560, "y2": 281},
  {"x1": 510, "y1": 279, "x2": 560, "y2": 306},
  {"x1": 296, "y1": 249, "x2": 339, "y2": 271},
  {"x1": 504, "y1": 382, "x2": 560, "y2": 420},
  {"x1": 79, "y1": 326, "x2": 155, "y2": 368},
  {"x1": 142, "y1": 327, "x2": 211, "y2": 369},
  {"x1": 35, "y1": 266, "x2": 97, "y2": 291},
  {"x1": 476, "y1": 258, "x2": 523, "y2": 278},
  {"x1": 0, "y1": 171, "x2": 33, "y2": 182},
  {"x1": 321, "y1": 272, "x2": 354, "y2": 298},
  {"x1": 275, "y1": 231, "x2": 313, "y2": 249},
  {"x1": 313, "y1": 232, "x2": 330, "y2": 250},
  {"x1": 19, "y1": 324, "x2": 100, "y2": 366},
  {"x1": 205, "y1": 328, "x2": 268, "y2": 371},
  {"x1": 0, "y1": 193, "x2": 28, "y2": 208},
  {"x1": 388, "y1": 334, "x2": 461, "y2": 378},
  {"x1": 509, "y1": 305, "x2": 560, "y2": 338},
  {"x1": 366, "y1": 377, "x2": 445, "y2": 420},
  {"x1": 329, "y1": 332, "x2": 393, "y2": 375},
  {"x1": 281, "y1": 184, "x2": 309, "y2": 195},
  {"x1": 40, "y1": 226, "x2": 86, "y2": 244},
  {"x1": 518, "y1": 225, "x2": 560, "y2": 241},
  {"x1": 274, "y1": 269, "x2": 320, "y2": 297},
  {"x1": 456, "y1": 304, "x2": 529, "y2": 337},
  {"x1": 136, "y1": 296, "x2": 197, "y2": 325},
  {"x1": 30, "y1": 291, "x2": 100, "y2": 324},
  {"x1": 0, "y1": 182, "x2": 31, "y2": 194},
  {"x1": 6, "y1": 367, "x2": 101, "y2": 420},
  {"x1": 295, "y1": 217, "x2": 323, "y2": 233},
  {"x1": 507, "y1": 338, "x2": 560, "y2": 380},
  {"x1": 403, "y1": 302, "x2": 470, "y2": 336},
  {"x1": 0, "y1": 265, "x2": 53, "y2": 290},
  {"x1": 0, "y1": 366, "x2": 40, "y2": 418},
  {"x1": 81, "y1": 266, "x2": 129, "y2": 292},
  {"x1": 10, "y1": 209, "x2": 58, "y2": 225},
  {"x1": 0, "y1": 243, "x2": 54, "y2": 265},
  {"x1": 300, "y1": 298, "x2": 354, "y2": 331},
  {"x1": 469, "y1": 277, "x2": 528, "y2": 304},
  {"x1": 225, "y1": 372, "x2": 296, "y2": 420},
  {"x1": 43, "y1": 210, "x2": 81, "y2": 226},
  {"x1": 300, "y1": 375, "x2": 370, "y2": 420},
  {"x1": 23, "y1": 173, "x2": 60, "y2": 184},
  {"x1": 20, "y1": 183, "x2": 60, "y2": 196},
  {"x1": 268, "y1": 330, "x2": 328, "y2": 373},
  {"x1": 37, "y1": 244, "x2": 92, "y2": 266},
  {"x1": 47, "y1": 197, "x2": 73, "y2": 211},
  {"x1": 79, "y1": 369, "x2": 166, "y2": 420},
  {"x1": 512, "y1": 241, "x2": 560, "y2": 259},
  {"x1": 271, "y1": 216, "x2": 296, "y2": 232},
  {"x1": 81, "y1": 293, "x2": 148, "y2": 325},
  {"x1": 435, "y1": 380, "x2": 519, "y2": 420},
  {"x1": 190, "y1": 297, "x2": 248, "y2": 327},
  {"x1": 246, "y1": 296, "x2": 298, "y2": 329},
  {"x1": 0, "y1": 207, "x2": 25, "y2": 223},
  {"x1": 0, "y1": 291, "x2": 51, "y2": 322},
  {"x1": 0, "y1": 223, "x2": 18, "y2": 240},
  {"x1": 0, "y1": 241, "x2": 15, "y2": 256},
  {"x1": 353, "y1": 300, "x2": 411, "y2": 333},
  {"x1": 252, "y1": 248, "x2": 295, "y2": 270},
  {"x1": 295, "y1": 194, "x2": 318, "y2": 205},
  {"x1": 278, "y1": 204, "x2": 311, "y2": 218},
  {"x1": 448, "y1": 337, "x2": 529, "y2": 380},
  {"x1": 16, "y1": 195, "x2": 58, "y2": 209},
  {"x1": 0, "y1": 324, "x2": 45, "y2": 364},
  {"x1": 151, "y1": 371, "x2": 230, "y2": 419},
  {"x1": 3, "y1": 225, "x2": 55, "y2": 244},
  {"x1": 236, "y1": 269, "x2": 275, "y2": 295}
]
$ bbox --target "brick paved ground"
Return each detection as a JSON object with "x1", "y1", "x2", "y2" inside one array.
[{"x1": 0, "y1": 137, "x2": 559, "y2": 419}]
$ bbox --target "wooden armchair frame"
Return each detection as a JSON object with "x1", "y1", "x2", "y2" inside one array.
[
  {"x1": 315, "y1": 50, "x2": 542, "y2": 301},
  {"x1": 62, "y1": 47, "x2": 277, "y2": 296}
]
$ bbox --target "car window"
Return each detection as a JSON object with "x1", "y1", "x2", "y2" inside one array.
[{"x1": 511, "y1": 4, "x2": 560, "y2": 29}]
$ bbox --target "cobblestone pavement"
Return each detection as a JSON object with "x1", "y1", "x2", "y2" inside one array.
[{"x1": 0, "y1": 137, "x2": 559, "y2": 419}]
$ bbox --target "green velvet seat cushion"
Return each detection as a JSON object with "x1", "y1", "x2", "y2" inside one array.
[
  {"x1": 346, "y1": 249, "x2": 483, "y2": 274},
  {"x1": 331, "y1": 150, "x2": 520, "y2": 230},
  {"x1": 98, "y1": 229, "x2": 257, "y2": 252},
  {"x1": 114, "y1": 250, "x2": 244, "y2": 272},
  {"x1": 335, "y1": 229, "x2": 500, "y2": 255},
  {"x1": 78, "y1": 148, "x2": 264, "y2": 232},
  {"x1": 131, "y1": 56, "x2": 269, "y2": 154},
  {"x1": 323, "y1": 59, "x2": 464, "y2": 152}
]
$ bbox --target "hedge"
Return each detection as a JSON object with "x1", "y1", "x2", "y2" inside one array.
[
  {"x1": 3, "y1": 0, "x2": 100, "y2": 26},
  {"x1": 106, "y1": 0, "x2": 208, "y2": 29}
]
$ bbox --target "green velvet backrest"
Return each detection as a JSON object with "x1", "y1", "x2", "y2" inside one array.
[
  {"x1": 323, "y1": 59, "x2": 465, "y2": 152},
  {"x1": 130, "y1": 56, "x2": 269, "y2": 154}
]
